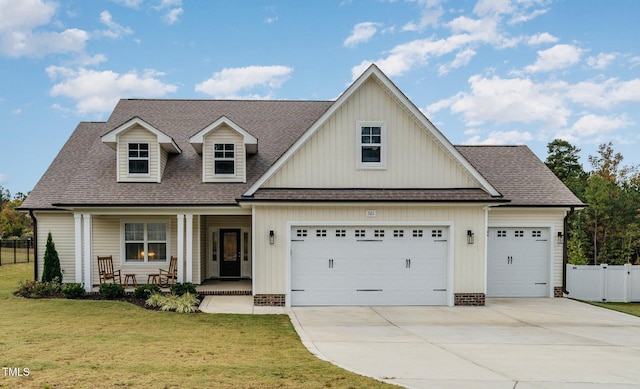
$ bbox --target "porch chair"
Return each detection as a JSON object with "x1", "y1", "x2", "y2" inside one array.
[
  {"x1": 158, "y1": 256, "x2": 178, "y2": 287},
  {"x1": 97, "y1": 256, "x2": 122, "y2": 285}
]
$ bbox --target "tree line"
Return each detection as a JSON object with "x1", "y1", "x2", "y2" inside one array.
[
  {"x1": 0, "y1": 187, "x2": 31, "y2": 239},
  {"x1": 545, "y1": 139, "x2": 640, "y2": 265}
]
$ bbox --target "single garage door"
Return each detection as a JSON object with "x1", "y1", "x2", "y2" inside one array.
[
  {"x1": 291, "y1": 226, "x2": 449, "y2": 306},
  {"x1": 487, "y1": 227, "x2": 550, "y2": 297}
]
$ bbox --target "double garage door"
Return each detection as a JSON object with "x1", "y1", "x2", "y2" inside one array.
[
  {"x1": 487, "y1": 227, "x2": 550, "y2": 297},
  {"x1": 291, "y1": 226, "x2": 449, "y2": 306}
]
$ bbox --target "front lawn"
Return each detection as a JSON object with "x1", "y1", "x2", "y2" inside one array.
[
  {"x1": 0, "y1": 263, "x2": 393, "y2": 388},
  {"x1": 589, "y1": 301, "x2": 640, "y2": 317}
]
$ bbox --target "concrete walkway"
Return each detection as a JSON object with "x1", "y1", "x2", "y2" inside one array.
[
  {"x1": 289, "y1": 299, "x2": 640, "y2": 389},
  {"x1": 198, "y1": 295, "x2": 286, "y2": 314}
]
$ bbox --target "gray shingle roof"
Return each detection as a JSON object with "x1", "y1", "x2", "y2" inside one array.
[{"x1": 21, "y1": 99, "x2": 584, "y2": 210}]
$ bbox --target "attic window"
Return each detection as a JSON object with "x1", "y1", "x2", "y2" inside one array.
[
  {"x1": 128, "y1": 143, "x2": 149, "y2": 175},
  {"x1": 214, "y1": 143, "x2": 235, "y2": 175},
  {"x1": 356, "y1": 121, "x2": 387, "y2": 170}
]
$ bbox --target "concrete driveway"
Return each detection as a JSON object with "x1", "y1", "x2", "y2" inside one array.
[{"x1": 289, "y1": 299, "x2": 640, "y2": 389}]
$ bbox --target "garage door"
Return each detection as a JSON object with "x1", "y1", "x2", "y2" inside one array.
[
  {"x1": 487, "y1": 227, "x2": 550, "y2": 297},
  {"x1": 291, "y1": 226, "x2": 448, "y2": 306}
]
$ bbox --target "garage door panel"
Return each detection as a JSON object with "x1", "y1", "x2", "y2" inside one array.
[{"x1": 291, "y1": 226, "x2": 449, "y2": 306}]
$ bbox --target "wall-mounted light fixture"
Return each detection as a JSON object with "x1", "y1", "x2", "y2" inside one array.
[
  {"x1": 557, "y1": 231, "x2": 564, "y2": 245},
  {"x1": 269, "y1": 229, "x2": 275, "y2": 245},
  {"x1": 467, "y1": 229, "x2": 474, "y2": 245}
]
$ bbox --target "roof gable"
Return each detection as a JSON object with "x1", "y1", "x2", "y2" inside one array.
[
  {"x1": 244, "y1": 64, "x2": 501, "y2": 197},
  {"x1": 189, "y1": 115, "x2": 258, "y2": 154},
  {"x1": 101, "y1": 116, "x2": 181, "y2": 154}
]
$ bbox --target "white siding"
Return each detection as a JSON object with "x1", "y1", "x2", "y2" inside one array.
[
  {"x1": 35, "y1": 212, "x2": 76, "y2": 282},
  {"x1": 117, "y1": 125, "x2": 160, "y2": 183},
  {"x1": 264, "y1": 78, "x2": 478, "y2": 189},
  {"x1": 203, "y1": 126, "x2": 245, "y2": 183},
  {"x1": 488, "y1": 208, "x2": 566, "y2": 288},
  {"x1": 253, "y1": 204, "x2": 485, "y2": 295}
]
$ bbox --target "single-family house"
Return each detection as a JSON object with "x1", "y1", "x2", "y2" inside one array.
[{"x1": 20, "y1": 65, "x2": 584, "y2": 306}]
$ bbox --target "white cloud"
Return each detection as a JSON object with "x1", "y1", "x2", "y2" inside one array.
[
  {"x1": 555, "y1": 114, "x2": 632, "y2": 143},
  {"x1": 47, "y1": 66, "x2": 178, "y2": 114},
  {"x1": 155, "y1": 0, "x2": 183, "y2": 25},
  {"x1": 164, "y1": 7, "x2": 183, "y2": 25},
  {"x1": 110, "y1": 0, "x2": 144, "y2": 9},
  {"x1": 344, "y1": 22, "x2": 380, "y2": 48},
  {"x1": 565, "y1": 78, "x2": 640, "y2": 109},
  {"x1": 465, "y1": 129, "x2": 534, "y2": 145},
  {"x1": 195, "y1": 65, "x2": 293, "y2": 99},
  {"x1": 97, "y1": 10, "x2": 133, "y2": 39},
  {"x1": 524, "y1": 44, "x2": 584, "y2": 73},
  {"x1": 0, "y1": 0, "x2": 88, "y2": 57},
  {"x1": 587, "y1": 52, "x2": 616, "y2": 70},
  {"x1": 402, "y1": 0, "x2": 444, "y2": 31},
  {"x1": 438, "y1": 47, "x2": 476, "y2": 75},
  {"x1": 0, "y1": 172, "x2": 7, "y2": 184},
  {"x1": 527, "y1": 32, "x2": 558, "y2": 45}
]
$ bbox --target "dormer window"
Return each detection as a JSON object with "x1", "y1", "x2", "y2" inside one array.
[
  {"x1": 357, "y1": 121, "x2": 387, "y2": 170},
  {"x1": 128, "y1": 143, "x2": 149, "y2": 175},
  {"x1": 214, "y1": 143, "x2": 235, "y2": 175}
]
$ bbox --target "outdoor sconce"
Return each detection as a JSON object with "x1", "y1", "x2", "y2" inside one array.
[
  {"x1": 557, "y1": 231, "x2": 564, "y2": 245},
  {"x1": 466, "y1": 229, "x2": 474, "y2": 245},
  {"x1": 269, "y1": 229, "x2": 275, "y2": 245}
]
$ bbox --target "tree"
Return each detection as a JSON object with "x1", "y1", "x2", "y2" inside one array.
[
  {"x1": 42, "y1": 232, "x2": 62, "y2": 282},
  {"x1": 545, "y1": 139, "x2": 586, "y2": 198},
  {"x1": 0, "y1": 194, "x2": 31, "y2": 238}
]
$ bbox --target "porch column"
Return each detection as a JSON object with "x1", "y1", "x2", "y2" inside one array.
[
  {"x1": 176, "y1": 214, "x2": 185, "y2": 283},
  {"x1": 74, "y1": 213, "x2": 83, "y2": 283},
  {"x1": 185, "y1": 214, "x2": 193, "y2": 283},
  {"x1": 82, "y1": 213, "x2": 92, "y2": 292}
]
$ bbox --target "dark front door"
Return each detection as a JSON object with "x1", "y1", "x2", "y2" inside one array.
[{"x1": 220, "y1": 229, "x2": 241, "y2": 277}]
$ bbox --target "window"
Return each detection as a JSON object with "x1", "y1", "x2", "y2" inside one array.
[
  {"x1": 124, "y1": 222, "x2": 167, "y2": 262},
  {"x1": 412, "y1": 229, "x2": 423, "y2": 237},
  {"x1": 357, "y1": 121, "x2": 386, "y2": 169},
  {"x1": 214, "y1": 143, "x2": 235, "y2": 175},
  {"x1": 128, "y1": 143, "x2": 149, "y2": 174},
  {"x1": 393, "y1": 229, "x2": 404, "y2": 237},
  {"x1": 316, "y1": 229, "x2": 327, "y2": 237},
  {"x1": 374, "y1": 229, "x2": 385, "y2": 237},
  {"x1": 336, "y1": 229, "x2": 346, "y2": 237},
  {"x1": 355, "y1": 229, "x2": 366, "y2": 237}
]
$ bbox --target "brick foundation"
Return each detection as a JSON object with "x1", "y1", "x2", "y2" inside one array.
[
  {"x1": 554, "y1": 287, "x2": 564, "y2": 298},
  {"x1": 454, "y1": 293, "x2": 485, "y2": 306},
  {"x1": 253, "y1": 294, "x2": 286, "y2": 306}
]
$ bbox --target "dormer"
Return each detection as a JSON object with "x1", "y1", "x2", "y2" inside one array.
[
  {"x1": 189, "y1": 116, "x2": 258, "y2": 183},
  {"x1": 101, "y1": 117, "x2": 181, "y2": 183}
]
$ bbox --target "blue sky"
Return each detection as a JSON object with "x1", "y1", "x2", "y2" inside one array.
[{"x1": 2, "y1": 0, "x2": 640, "y2": 195}]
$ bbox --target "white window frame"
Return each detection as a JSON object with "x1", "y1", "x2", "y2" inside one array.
[
  {"x1": 127, "y1": 142, "x2": 150, "y2": 177},
  {"x1": 213, "y1": 143, "x2": 236, "y2": 176},
  {"x1": 356, "y1": 121, "x2": 387, "y2": 170},
  {"x1": 121, "y1": 219, "x2": 171, "y2": 264}
]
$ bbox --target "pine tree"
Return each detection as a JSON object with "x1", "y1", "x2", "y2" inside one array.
[{"x1": 42, "y1": 232, "x2": 62, "y2": 282}]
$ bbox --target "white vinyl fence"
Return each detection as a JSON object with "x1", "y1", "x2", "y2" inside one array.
[{"x1": 566, "y1": 264, "x2": 640, "y2": 302}]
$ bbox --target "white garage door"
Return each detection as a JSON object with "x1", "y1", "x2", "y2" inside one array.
[
  {"x1": 291, "y1": 226, "x2": 449, "y2": 306},
  {"x1": 487, "y1": 227, "x2": 550, "y2": 297}
]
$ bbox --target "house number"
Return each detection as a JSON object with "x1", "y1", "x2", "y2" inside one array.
[{"x1": 366, "y1": 210, "x2": 376, "y2": 218}]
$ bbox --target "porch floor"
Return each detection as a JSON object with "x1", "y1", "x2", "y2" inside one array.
[{"x1": 93, "y1": 279, "x2": 252, "y2": 295}]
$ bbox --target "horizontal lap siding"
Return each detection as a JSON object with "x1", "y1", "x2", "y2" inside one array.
[
  {"x1": 117, "y1": 126, "x2": 160, "y2": 183},
  {"x1": 35, "y1": 212, "x2": 75, "y2": 282},
  {"x1": 253, "y1": 205, "x2": 486, "y2": 295},
  {"x1": 264, "y1": 78, "x2": 477, "y2": 189},
  {"x1": 488, "y1": 209, "x2": 566, "y2": 288},
  {"x1": 203, "y1": 126, "x2": 244, "y2": 182}
]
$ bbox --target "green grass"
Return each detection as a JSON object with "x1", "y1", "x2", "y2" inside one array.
[
  {"x1": 0, "y1": 247, "x2": 32, "y2": 264},
  {"x1": 589, "y1": 301, "x2": 640, "y2": 317},
  {"x1": 0, "y1": 263, "x2": 395, "y2": 389}
]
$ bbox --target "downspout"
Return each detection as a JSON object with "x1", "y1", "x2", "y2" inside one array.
[
  {"x1": 562, "y1": 207, "x2": 575, "y2": 295},
  {"x1": 29, "y1": 210, "x2": 38, "y2": 281}
]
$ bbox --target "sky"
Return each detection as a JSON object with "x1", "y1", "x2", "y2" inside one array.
[{"x1": 1, "y1": 0, "x2": 640, "y2": 196}]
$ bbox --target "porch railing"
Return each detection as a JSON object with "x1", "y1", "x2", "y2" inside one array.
[{"x1": 0, "y1": 238, "x2": 33, "y2": 266}]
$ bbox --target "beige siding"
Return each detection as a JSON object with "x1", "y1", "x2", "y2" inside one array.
[
  {"x1": 203, "y1": 126, "x2": 245, "y2": 182},
  {"x1": 253, "y1": 204, "x2": 486, "y2": 295},
  {"x1": 201, "y1": 215, "x2": 252, "y2": 279},
  {"x1": 117, "y1": 125, "x2": 161, "y2": 183},
  {"x1": 35, "y1": 212, "x2": 75, "y2": 282},
  {"x1": 488, "y1": 208, "x2": 567, "y2": 288},
  {"x1": 264, "y1": 78, "x2": 477, "y2": 189},
  {"x1": 160, "y1": 148, "x2": 168, "y2": 177}
]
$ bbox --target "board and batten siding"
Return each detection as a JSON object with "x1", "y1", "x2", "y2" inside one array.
[
  {"x1": 117, "y1": 125, "x2": 161, "y2": 183},
  {"x1": 488, "y1": 208, "x2": 567, "y2": 288},
  {"x1": 253, "y1": 204, "x2": 486, "y2": 296},
  {"x1": 203, "y1": 126, "x2": 245, "y2": 183},
  {"x1": 263, "y1": 78, "x2": 477, "y2": 189},
  {"x1": 35, "y1": 212, "x2": 76, "y2": 282}
]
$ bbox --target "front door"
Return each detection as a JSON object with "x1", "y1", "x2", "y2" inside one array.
[{"x1": 220, "y1": 229, "x2": 241, "y2": 277}]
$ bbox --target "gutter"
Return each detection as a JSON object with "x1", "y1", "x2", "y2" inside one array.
[
  {"x1": 562, "y1": 206, "x2": 575, "y2": 295},
  {"x1": 29, "y1": 210, "x2": 38, "y2": 281}
]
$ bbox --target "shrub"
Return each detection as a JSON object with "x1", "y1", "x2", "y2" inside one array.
[
  {"x1": 170, "y1": 282, "x2": 197, "y2": 296},
  {"x1": 61, "y1": 283, "x2": 85, "y2": 299},
  {"x1": 132, "y1": 284, "x2": 161, "y2": 299},
  {"x1": 15, "y1": 279, "x2": 62, "y2": 298},
  {"x1": 99, "y1": 283, "x2": 125, "y2": 299},
  {"x1": 42, "y1": 232, "x2": 62, "y2": 282},
  {"x1": 145, "y1": 292, "x2": 199, "y2": 313}
]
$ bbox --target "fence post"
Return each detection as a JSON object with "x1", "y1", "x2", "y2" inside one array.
[
  {"x1": 27, "y1": 238, "x2": 31, "y2": 263},
  {"x1": 600, "y1": 264, "x2": 608, "y2": 302},
  {"x1": 13, "y1": 238, "x2": 17, "y2": 264},
  {"x1": 624, "y1": 263, "x2": 631, "y2": 303},
  {"x1": 0, "y1": 238, "x2": 2, "y2": 266}
]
